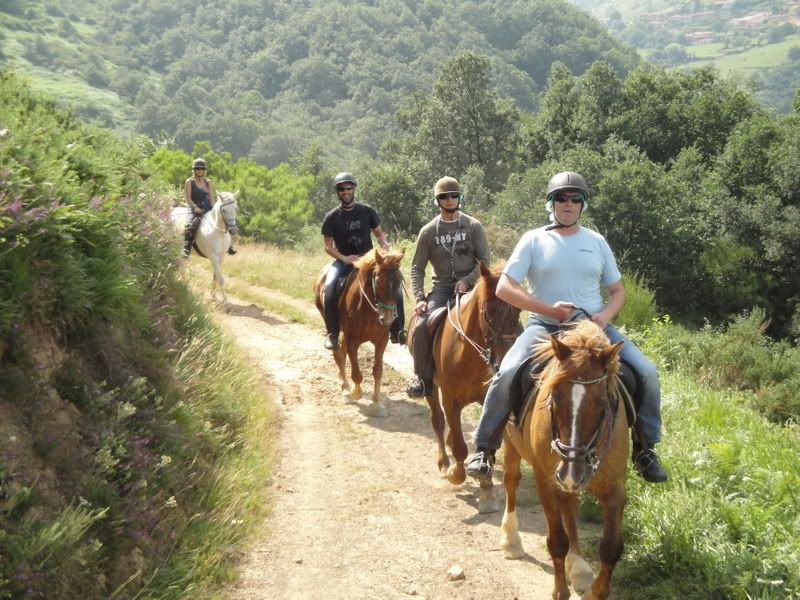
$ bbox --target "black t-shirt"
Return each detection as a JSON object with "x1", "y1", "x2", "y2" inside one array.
[{"x1": 321, "y1": 203, "x2": 380, "y2": 257}]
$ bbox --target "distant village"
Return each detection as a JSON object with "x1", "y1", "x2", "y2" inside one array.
[{"x1": 637, "y1": 0, "x2": 800, "y2": 44}]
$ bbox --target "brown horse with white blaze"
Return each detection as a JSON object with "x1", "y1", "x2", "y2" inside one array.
[
  {"x1": 314, "y1": 247, "x2": 405, "y2": 417},
  {"x1": 501, "y1": 320, "x2": 627, "y2": 600},
  {"x1": 412, "y1": 262, "x2": 521, "y2": 513}
]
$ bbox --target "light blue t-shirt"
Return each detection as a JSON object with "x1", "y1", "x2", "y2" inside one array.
[{"x1": 503, "y1": 226, "x2": 621, "y2": 325}]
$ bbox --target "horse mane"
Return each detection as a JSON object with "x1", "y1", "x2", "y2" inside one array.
[
  {"x1": 354, "y1": 247, "x2": 404, "y2": 278},
  {"x1": 533, "y1": 320, "x2": 621, "y2": 404}
]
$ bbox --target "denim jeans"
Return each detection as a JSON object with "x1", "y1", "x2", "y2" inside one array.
[
  {"x1": 410, "y1": 284, "x2": 455, "y2": 381},
  {"x1": 473, "y1": 317, "x2": 662, "y2": 451}
]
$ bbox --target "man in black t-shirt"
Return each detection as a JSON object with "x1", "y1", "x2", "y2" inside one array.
[{"x1": 320, "y1": 172, "x2": 406, "y2": 350}]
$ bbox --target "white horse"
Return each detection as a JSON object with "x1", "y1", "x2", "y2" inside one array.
[{"x1": 171, "y1": 190, "x2": 239, "y2": 305}]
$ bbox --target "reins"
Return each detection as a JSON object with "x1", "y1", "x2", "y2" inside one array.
[
  {"x1": 357, "y1": 267, "x2": 399, "y2": 319},
  {"x1": 446, "y1": 291, "x2": 519, "y2": 368},
  {"x1": 207, "y1": 198, "x2": 237, "y2": 233}
]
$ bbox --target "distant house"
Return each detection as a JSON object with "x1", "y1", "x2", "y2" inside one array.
[
  {"x1": 731, "y1": 12, "x2": 771, "y2": 26},
  {"x1": 685, "y1": 31, "x2": 716, "y2": 44}
]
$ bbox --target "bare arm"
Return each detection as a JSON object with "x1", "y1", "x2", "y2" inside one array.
[
  {"x1": 593, "y1": 280, "x2": 625, "y2": 330},
  {"x1": 372, "y1": 225, "x2": 390, "y2": 249},
  {"x1": 496, "y1": 273, "x2": 576, "y2": 322},
  {"x1": 184, "y1": 180, "x2": 200, "y2": 213}
]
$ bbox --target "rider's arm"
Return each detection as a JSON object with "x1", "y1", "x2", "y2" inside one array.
[
  {"x1": 372, "y1": 225, "x2": 390, "y2": 249},
  {"x1": 208, "y1": 179, "x2": 216, "y2": 204},
  {"x1": 593, "y1": 280, "x2": 625, "y2": 330},
  {"x1": 184, "y1": 180, "x2": 199, "y2": 212},
  {"x1": 410, "y1": 229, "x2": 430, "y2": 302},
  {"x1": 459, "y1": 222, "x2": 490, "y2": 292},
  {"x1": 324, "y1": 236, "x2": 350, "y2": 262},
  {"x1": 496, "y1": 273, "x2": 575, "y2": 322}
]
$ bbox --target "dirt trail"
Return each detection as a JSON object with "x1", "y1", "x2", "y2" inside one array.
[{"x1": 212, "y1": 278, "x2": 582, "y2": 600}]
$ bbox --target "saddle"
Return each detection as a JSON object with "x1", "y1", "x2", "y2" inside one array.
[{"x1": 510, "y1": 357, "x2": 641, "y2": 430}]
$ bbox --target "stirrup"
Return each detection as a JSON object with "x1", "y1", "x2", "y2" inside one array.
[
  {"x1": 634, "y1": 449, "x2": 668, "y2": 483},
  {"x1": 466, "y1": 449, "x2": 494, "y2": 482}
]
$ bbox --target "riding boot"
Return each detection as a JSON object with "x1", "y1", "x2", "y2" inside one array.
[
  {"x1": 466, "y1": 447, "x2": 496, "y2": 482},
  {"x1": 227, "y1": 245, "x2": 237, "y2": 255},
  {"x1": 182, "y1": 228, "x2": 194, "y2": 258},
  {"x1": 406, "y1": 377, "x2": 432, "y2": 398},
  {"x1": 631, "y1": 428, "x2": 668, "y2": 483}
]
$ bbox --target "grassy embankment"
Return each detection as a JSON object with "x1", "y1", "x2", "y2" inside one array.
[
  {"x1": 0, "y1": 72, "x2": 275, "y2": 599},
  {"x1": 200, "y1": 240, "x2": 800, "y2": 598}
]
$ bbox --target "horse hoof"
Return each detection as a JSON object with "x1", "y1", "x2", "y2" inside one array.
[
  {"x1": 446, "y1": 465, "x2": 466, "y2": 485},
  {"x1": 478, "y1": 498, "x2": 500, "y2": 514},
  {"x1": 502, "y1": 542, "x2": 525, "y2": 560},
  {"x1": 366, "y1": 403, "x2": 387, "y2": 418},
  {"x1": 567, "y1": 554, "x2": 594, "y2": 595}
]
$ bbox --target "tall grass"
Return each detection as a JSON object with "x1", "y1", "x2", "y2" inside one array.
[
  {"x1": 0, "y1": 72, "x2": 275, "y2": 599},
  {"x1": 617, "y1": 372, "x2": 800, "y2": 599}
]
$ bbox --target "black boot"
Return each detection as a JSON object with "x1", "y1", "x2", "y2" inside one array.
[
  {"x1": 227, "y1": 246, "x2": 237, "y2": 255},
  {"x1": 391, "y1": 329, "x2": 408, "y2": 345},
  {"x1": 323, "y1": 333, "x2": 339, "y2": 350},
  {"x1": 466, "y1": 447, "x2": 495, "y2": 482},
  {"x1": 181, "y1": 237, "x2": 192, "y2": 258},
  {"x1": 633, "y1": 441, "x2": 668, "y2": 483},
  {"x1": 406, "y1": 377, "x2": 431, "y2": 398}
]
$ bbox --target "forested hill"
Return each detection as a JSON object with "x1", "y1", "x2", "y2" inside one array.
[{"x1": 1, "y1": 0, "x2": 638, "y2": 164}]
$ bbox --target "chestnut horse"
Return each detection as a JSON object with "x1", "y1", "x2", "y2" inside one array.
[
  {"x1": 500, "y1": 320, "x2": 627, "y2": 600},
  {"x1": 411, "y1": 262, "x2": 521, "y2": 513},
  {"x1": 314, "y1": 247, "x2": 405, "y2": 417}
]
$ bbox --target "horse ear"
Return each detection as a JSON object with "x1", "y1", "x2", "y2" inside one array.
[
  {"x1": 479, "y1": 261, "x2": 492, "y2": 278},
  {"x1": 550, "y1": 334, "x2": 573, "y2": 361},
  {"x1": 233, "y1": 190, "x2": 240, "y2": 199},
  {"x1": 598, "y1": 340, "x2": 624, "y2": 367},
  {"x1": 375, "y1": 249, "x2": 385, "y2": 265}
]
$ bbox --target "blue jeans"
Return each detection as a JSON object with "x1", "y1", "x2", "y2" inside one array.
[{"x1": 473, "y1": 317, "x2": 662, "y2": 450}]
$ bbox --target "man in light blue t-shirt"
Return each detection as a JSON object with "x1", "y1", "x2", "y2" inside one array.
[{"x1": 465, "y1": 171, "x2": 668, "y2": 484}]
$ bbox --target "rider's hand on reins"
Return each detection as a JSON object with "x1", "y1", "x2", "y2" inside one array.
[
  {"x1": 414, "y1": 300, "x2": 428, "y2": 315},
  {"x1": 552, "y1": 302, "x2": 577, "y2": 322}
]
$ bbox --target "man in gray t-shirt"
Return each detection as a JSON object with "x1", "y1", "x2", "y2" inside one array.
[
  {"x1": 465, "y1": 171, "x2": 668, "y2": 484},
  {"x1": 406, "y1": 176, "x2": 490, "y2": 397}
]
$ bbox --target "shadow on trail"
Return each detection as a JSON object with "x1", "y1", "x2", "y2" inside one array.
[{"x1": 225, "y1": 301, "x2": 287, "y2": 326}]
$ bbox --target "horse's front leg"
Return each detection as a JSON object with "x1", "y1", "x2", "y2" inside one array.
[
  {"x1": 209, "y1": 255, "x2": 227, "y2": 306},
  {"x1": 536, "y1": 472, "x2": 571, "y2": 600},
  {"x1": 561, "y1": 494, "x2": 594, "y2": 596},
  {"x1": 501, "y1": 438, "x2": 525, "y2": 559},
  {"x1": 585, "y1": 483, "x2": 625, "y2": 600},
  {"x1": 425, "y1": 387, "x2": 450, "y2": 475},
  {"x1": 366, "y1": 335, "x2": 389, "y2": 417},
  {"x1": 332, "y1": 343, "x2": 351, "y2": 401},
  {"x1": 346, "y1": 338, "x2": 363, "y2": 402}
]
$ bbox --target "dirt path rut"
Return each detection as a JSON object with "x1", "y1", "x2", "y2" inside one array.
[{"x1": 214, "y1": 288, "x2": 580, "y2": 600}]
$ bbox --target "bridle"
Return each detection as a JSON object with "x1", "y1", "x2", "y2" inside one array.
[
  {"x1": 446, "y1": 291, "x2": 519, "y2": 369},
  {"x1": 548, "y1": 369, "x2": 617, "y2": 475},
  {"x1": 209, "y1": 197, "x2": 238, "y2": 234},
  {"x1": 358, "y1": 267, "x2": 399, "y2": 319}
]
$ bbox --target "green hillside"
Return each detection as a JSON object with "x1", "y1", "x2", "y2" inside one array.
[
  {"x1": 0, "y1": 0, "x2": 638, "y2": 164},
  {"x1": 566, "y1": 0, "x2": 800, "y2": 111}
]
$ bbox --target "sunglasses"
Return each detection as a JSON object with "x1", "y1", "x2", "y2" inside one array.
[
  {"x1": 336, "y1": 185, "x2": 355, "y2": 192},
  {"x1": 554, "y1": 194, "x2": 583, "y2": 204},
  {"x1": 193, "y1": 167, "x2": 206, "y2": 171},
  {"x1": 436, "y1": 192, "x2": 461, "y2": 200}
]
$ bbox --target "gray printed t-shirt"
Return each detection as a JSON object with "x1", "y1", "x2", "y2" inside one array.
[
  {"x1": 504, "y1": 226, "x2": 621, "y2": 325},
  {"x1": 410, "y1": 213, "x2": 490, "y2": 301}
]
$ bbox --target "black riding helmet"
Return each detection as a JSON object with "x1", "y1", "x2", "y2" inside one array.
[
  {"x1": 333, "y1": 172, "x2": 357, "y2": 189},
  {"x1": 545, "y1": 171, "x2": 590, "y2": 210},
  {"x1": 192, "y1": 157, "x2": 207, "y2": 170}
]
